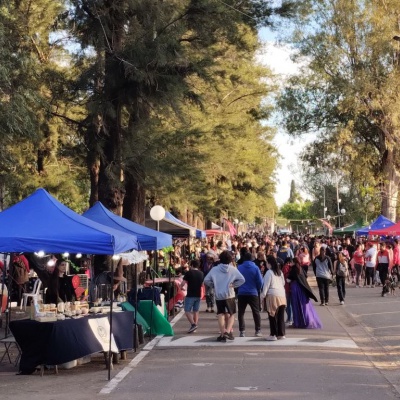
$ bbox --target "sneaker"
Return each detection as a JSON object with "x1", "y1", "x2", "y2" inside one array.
[
  {"x1": 188, "y1": 324, "x2": 198, "y2": 333},
  {"x1": 239, "y1": 331, "x2": 245, "y2": 337},
  {"x1": 217, "y1": 335, "x2": 226, "y2": 342},
  {"x1": 210, "y1": 309, "x2": 215, "y2": 313},
  {"x1": 277, "y1": 335, "x2": 286, "y2": 340},
  {"x1": 287, "y1": 321, "x2": 293, "y2": 326},
  {"x1": 340, "y1": 301, "x2": 344, "y2": 305},
  {"x1": 320, "y1": 303, "x2": 325, "y2": 306},
  {"x1": 224, "y1": 332, "x2": 234, "y2": 340},
  {"x1": 255, "y1": 330, "x2": 262, "y2": 337},
  {"x1": 265, "y1": 335, "x2": 277, "y2": 341},
  {"x1": 325, "y1": 302, "x2": 329, "y2": 306}
]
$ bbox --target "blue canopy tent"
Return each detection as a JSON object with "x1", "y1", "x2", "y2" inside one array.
[
  {"x1": 356, "y1": 215, "x2": 395, "y2": 236},
  {"x1": 0, "y1": 188, "x2": 138, "y2": 254},
  {"x1": 82, "y1": 202, "x2": 172, "y2": 250},
  {"x1": 145, "y1": 210, "x2": 205, "y2": 238},
  {"x1": 164, "y1": 212, "x2": 206, "y2": 239},
  {"x1": 0, "y1": 188, "x2": 139, "y2": 379}
]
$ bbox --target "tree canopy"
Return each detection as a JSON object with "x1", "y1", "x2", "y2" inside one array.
[
  {"x1": 277, "y1": 0, "x2": 400, "y2": 222},
  {"x1": 0, "y1": 0, "x2": 292, "y2": 226}
]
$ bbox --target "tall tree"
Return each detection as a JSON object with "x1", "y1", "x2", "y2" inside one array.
[
  {"x1": 0, "y1": 0, "x2": 88, "y2": 210},
  {"x1": 68, "y1": 0, "x2": 296, "y2": 222},
  {"x1": 288, "y1": 179, "x2": 301, "y2": 203},
  {"x1": 278, "y1": 0, "x2": 400, "y2": 220}
]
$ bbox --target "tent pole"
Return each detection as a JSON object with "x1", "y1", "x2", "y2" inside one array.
[
  {"x1": 1, "y1": 255, "x2": 12, "y2": 338},
  {"x1": 133, "y1": 263, "x2": 137, "y2": 352},
  {"x1": 108, "y1": 259, "x2": 114, "y2": 381}
]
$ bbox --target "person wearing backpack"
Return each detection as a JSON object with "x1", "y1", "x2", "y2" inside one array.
[
  {"x1": 277, "y1": 240, "x2": 294, "y2": 264},
  {"x1": 333, "y1": 252, "x2": 348, "y2": 305}
]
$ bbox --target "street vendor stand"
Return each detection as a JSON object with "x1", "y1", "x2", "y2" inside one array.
[
  {"x1": 0, "y1": 188, "x2": 138, "y2": 379},
  {"x1": 9, "y1": 310, "x2": 133, "y2": 374}
]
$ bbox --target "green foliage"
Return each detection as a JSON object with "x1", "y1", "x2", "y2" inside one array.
[
  {"x1": 279, "y1": 200, "x2": 313, "y2": 220},
  {"x1": 277, "y1": 0, "x2": 400, "y2": 221},
  {"x1": 289, "y1": 179, "x2": 301, "y2": 203},
  {"x1": 0, "y1": 0, "x2": 291, "y2": 222}
]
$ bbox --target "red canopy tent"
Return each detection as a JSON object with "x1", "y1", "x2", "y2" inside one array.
[{"x1": 369, "y1": 222, "x2": 400, "y2": 236}]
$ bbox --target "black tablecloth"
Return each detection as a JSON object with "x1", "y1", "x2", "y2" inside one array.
[{"x1": 9, "y1": 311, "x2": 133, "y2": 373}]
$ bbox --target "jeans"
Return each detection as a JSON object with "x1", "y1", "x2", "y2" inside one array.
[
  {"x1": 336, "y1": 275, "x2": 346, "y2": 302},
  {"x1": 378, "y1": 264, "x2": 389, "y2": 287},
  {"x1": 301, "y1": 265, "x2": 309, "y2": 277},
  {"x1": 316, "y1": 277, "x2": 330, "y2": 304},
  {"x1": 365, "y1": 267, "x2": 375, "y2": 286},
  {"x1": 237, "y1": 295, "x2": 261, "y2": 332},
  {"x1": 285, "y1": 292, "x2": 292, "y2": 322},
  {"x1": 268, "y1": 305, "x2": 286, "y2": 337},
  {"x1": 354, "y1": 264, "x2": 362, "y2": 286},
  {"x1": 205, "y1": 285, "x2": 215, "y2": 308}
]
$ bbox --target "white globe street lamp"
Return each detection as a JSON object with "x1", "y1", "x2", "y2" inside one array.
[
  {"x1": 150, "y1": 205, "x2": 165, "y2": 274},
  {"x1": 150, "y1": 205, "x2": 166, "y2": 222}
]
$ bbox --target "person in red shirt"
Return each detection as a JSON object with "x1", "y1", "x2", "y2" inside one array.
[
  {"x1": 352, "y1": 243, "x2": 365, "y2": 287},
  {"x1": 297, "y1": 246, "x2": 311, "y2": 277},
  {"x1": 377, "y1": 242, "x2": 390, "y2": 294},
  {"x1": 10, "y1": 253, "x2": 30, "y2": 306},
  {"x1": 392, "y1": 239, "x2": 400, "y2": 283}
]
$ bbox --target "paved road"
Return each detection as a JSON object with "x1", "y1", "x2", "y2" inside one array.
[{"x1": 1, "y1": 278, "x2": 400, "y2": 400}]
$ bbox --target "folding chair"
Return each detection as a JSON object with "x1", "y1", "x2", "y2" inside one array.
[
  {"x1": 20, "y1": 279, "x2": 42, "y2": 310},
  {"x1": 0, "y1": 336, "x2": 21, "y2": 366}
]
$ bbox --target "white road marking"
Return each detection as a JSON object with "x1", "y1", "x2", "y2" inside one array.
[
  {"x1": 234, "y1": 387, "x2": 258, "y2": 391},
  {"x1": 100, "y1": 309, "x2": 186, "y2": 395},
  {"x1": 357, "y1": 310, "x2": 400, "y2": 316},
  {"x1": 157, "y1": 336, "x2": 358, "y2": 349},
  {"x1": 369, "y1": 325, "x2": 400, "y2": 330},
  {"x1": 191, "y1": 363, "x2": 214, "y2": 366}
]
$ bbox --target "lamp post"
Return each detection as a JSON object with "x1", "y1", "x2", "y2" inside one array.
[
  {"x1": 322, "y1": 186, "x2": 327, "y2": 219},
  {"x1": 149, "y1": 205, "x2": 165, "y2": 335},
  {"x1": 340, "y1": 208, "x2": 346, "y2": 228},
  {"x1": 150, "y1": 205, "x2": 165, "y2": 274},
  {"x1": 326, "y1": 215, "x2": 331, "y2": 236}
]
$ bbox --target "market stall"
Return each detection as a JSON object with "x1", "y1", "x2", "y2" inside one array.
[
  {"x1": 369, "y1": 221, "x2": 400, "y2": 236},
  {"x1": 0, "y1": 188, "x2": 138, "y2": 378},
  {"x1": 9, "y1": 311, "x2": 133, "y2": 374},
  {"x1": 83, "y1": 202, "x2": 172, "y2": 250},
  {"x1": 356, "y1": 215, "x2": 395, "y2": 237},
  {"x1": 145, "y1": 210, "x2": 205, "y2": 238}
]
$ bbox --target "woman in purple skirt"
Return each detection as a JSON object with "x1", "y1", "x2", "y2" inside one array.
[{"x1": 288, "y1": 257, "x2": 322, "y2": 329}]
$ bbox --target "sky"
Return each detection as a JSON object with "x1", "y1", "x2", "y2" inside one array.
[{"x1": 257, "y1": 28, "x2": 313, "y2": 207}]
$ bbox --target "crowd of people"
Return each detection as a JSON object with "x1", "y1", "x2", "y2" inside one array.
[{"x1": 179, "y1": 232, "x2": 400, "y2": 342}]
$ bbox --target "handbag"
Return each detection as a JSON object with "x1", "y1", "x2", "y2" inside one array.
[{"x1": 337, "y1": 263, "x2": 347, "y2": 277}]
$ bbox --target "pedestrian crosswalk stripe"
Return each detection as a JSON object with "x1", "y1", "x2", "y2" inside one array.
[{"x1": 157, "y1": 336, "x2": 358, "y2": 349}]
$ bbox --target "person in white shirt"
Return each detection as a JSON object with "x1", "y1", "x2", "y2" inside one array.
[
  {"x1": 364, "y1": 242, "x2": 377, "y2": 287},
  {"x1": 261, "y1": 256, "x2": 286, "y2": 341}
]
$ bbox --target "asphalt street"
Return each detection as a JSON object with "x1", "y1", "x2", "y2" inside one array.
[{"x1": 1, "y1": 276, "x2": 400, "y2": 400}]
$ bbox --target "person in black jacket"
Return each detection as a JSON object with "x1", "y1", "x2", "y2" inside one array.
[
  {"x1": 288, "y1": 258, "x2": 322, "y2": 329},
  {"x1": 46, "y1": 259, "x2": 76, "y2": 304}
]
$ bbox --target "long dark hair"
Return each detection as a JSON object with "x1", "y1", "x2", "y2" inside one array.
[
  {"x1": 267, "y1": 255, "x2": 281, "y2": 277},
  {"x1": 292, "y1": 257, "x2": 302, "y2": 274}
]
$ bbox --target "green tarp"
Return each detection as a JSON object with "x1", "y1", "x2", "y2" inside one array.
[
  {"x1": 120, "y1": 301, "x2": 150, "y2": 335},
  {"x1": 138, "y1": 300, "x2": 174, "y2": 336},
  {"x1": 333, "y1": 221, "x2": 364, "y2": 235}
]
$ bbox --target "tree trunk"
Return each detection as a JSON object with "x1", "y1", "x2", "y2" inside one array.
[
  {"x1": 123, "y1": 174, "x2": 146, "y2": 224},
  {"x1": 97, "y1": 50, "x2": 125, "y2": 215},
  {"x1": 380, "y1": 148, "x2": 400, "y2": 221}
]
